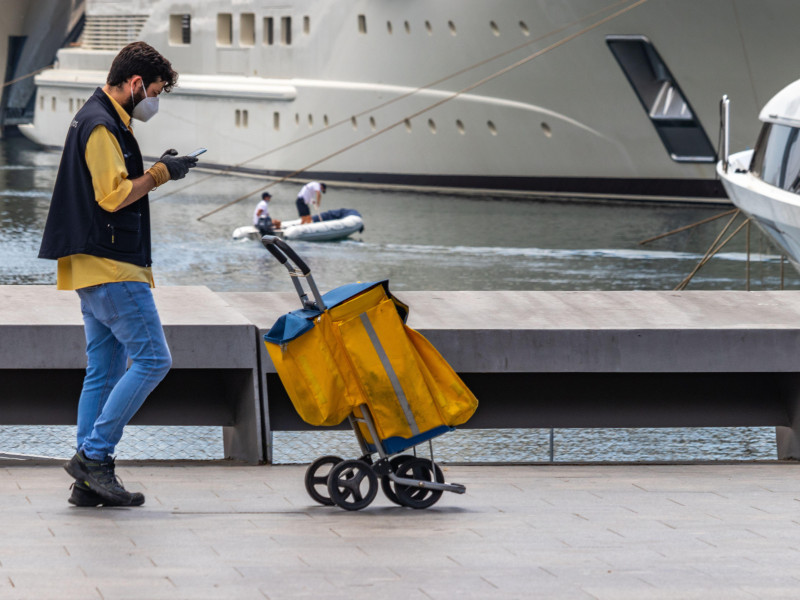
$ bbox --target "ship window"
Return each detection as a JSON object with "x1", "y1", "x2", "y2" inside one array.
[
  {"x1": 487, "y1": 121, "x2": 497, "y2": 135},
  {"x1": 541, "y1": 122, "x2": 552, "y2": 138},
  {"x1": 273, "y1": 112, "x2": 280, "y2": 131},
  {"x1": 404, "y1": 21, "x2": 411, "y2": 34},
  {"x1": 264, "y1": 17, "x2": 274, "y2": 45},
  {"x1": 387, "y1": 21, "x2": 393, "y2": 34},
  {"x1": 240, "y1": 14, "x2": 255, "y2": 46},
  {"x1": 607, "y1": 35, "x2": 715, "y2": 162},
  {"x1": 39, "y1": 96, "x2": 44, "y2": 111},
  {"x1": 235, "y1": 110, "x2": 241, "y2": 127},
  {"x1": 69, "y1": 99, "x2": 74, "y2": 112},
  {"x1": 169, "y1": 14, "x2": 191, "y2": 45},
  {"x1": 308, "y1": 114, "x2": 313, "y2": 127},
  {"x1": 750, "y1": 123, "x2": 800, "y2": 192},
  {"x1": 490, "y1": 21, "x2": 500, "y2": 36},
  {"x1": 51, "y1": 97, "x2": 56, "y2": 111},
  {"x1": 358, "y1": 15, "x2": 367, "y2": 34},
  {"x1": 448, "y1": 21, "x2": 457, "y2": 36},
  {"x1": 303, "y1": 16, "x2": 310, "y2": 35},
  {"x1": 519, "y1": 21, "x2": 530, "y2": 36},
  {"x1": 217, "y1": 14, "x2": 232, "y2": 46},
  {"x1": 281, "y1": 17, "x2": 292, "y2": 45},
  {"x1": 243, "y1": 110, "x2": 249, "y2": 127},
  {"x1": 428, "y1": 119, "x2": 437, "y2": 134},
  {"x1": 351, "y1": 116, "x2": 358, "y2": 130},
  {"x1": 404, "y1": 118, "x2": 412, "y2": 132},
  {"x1": 369, "y1": 116, "x2": 376, "y2": 131},
  {"x1": 456, "y1": 119, "x2": 465, "y2": 134},
  {"x1": 323, "y1": 115, "x2": 329, "y2": 127},
  {"x1": 425, "y1": 20, "x2": 432, "y2": 35}
]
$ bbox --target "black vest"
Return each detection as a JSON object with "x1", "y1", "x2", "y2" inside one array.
[{"x1": 39, "y1": 87, "x2": 151, "y2": 266}]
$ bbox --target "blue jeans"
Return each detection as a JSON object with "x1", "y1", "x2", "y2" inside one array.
[{"x1": 75, "y1": 281, "x2": 172, "y2": 461}]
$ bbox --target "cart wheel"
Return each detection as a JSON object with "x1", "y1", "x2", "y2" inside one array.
[
  {"x1": 380, "y1": 454, "x2": 415, "y2": 506},
  {"x1": 393, "y1": 458, "x2": 445, "y2": 509},
  {"x1": 327, "y1": 459, "x2": 378, "y2": 511},
  {"x1": 304, "y1": 455, "x2": 343, "y2": 506}
]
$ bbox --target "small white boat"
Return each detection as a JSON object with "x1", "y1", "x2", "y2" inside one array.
[
  {"x1": 232, "y1": 208, "x2": 364, "y2": 242},
  {"x1": 717, "y1": 81, "x2": 800, "y2": 269}
]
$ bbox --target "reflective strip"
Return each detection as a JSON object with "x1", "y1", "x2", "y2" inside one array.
[{"x1": 359, "y1": 313, "x2": 420, "y2": 436}]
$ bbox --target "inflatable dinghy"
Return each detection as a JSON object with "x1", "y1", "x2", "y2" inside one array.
[{"x1": 233, "y1": 208, "x2": 364, "y2": 242}]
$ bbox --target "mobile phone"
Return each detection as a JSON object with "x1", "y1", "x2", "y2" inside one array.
[{"x1": 188, "y1": 148, "x2": 207, "y2": 157}]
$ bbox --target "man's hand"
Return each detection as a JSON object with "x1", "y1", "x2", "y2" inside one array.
[{"x1": 159, "y1": 149, "x2": 198, "y2": 181}]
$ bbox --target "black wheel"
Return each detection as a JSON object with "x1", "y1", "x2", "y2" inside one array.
[
  {"x1": 327, "y1": 459, "x2": 378, "y2": 511},
  {"x1": 380, "y1": 454, "x2": 415, "y2": 506},
  {"x1": 304, "y1": 455, "x2": 343, "y2": 506},
  {"x1": 393, "y1": 458, "x2": 445, "y2": 509}
]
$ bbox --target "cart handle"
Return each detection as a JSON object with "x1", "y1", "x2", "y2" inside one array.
[{"x1": 260, "y1": 235, "x2": 311, "y2": 275}]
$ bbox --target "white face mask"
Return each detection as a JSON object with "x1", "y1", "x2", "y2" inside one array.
[{"x1": 130, "y1": 81, "x2": 159, "y2": 122}]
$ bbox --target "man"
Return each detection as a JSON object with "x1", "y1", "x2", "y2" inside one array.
[
  {"x1": 296, "y1": 181, "x2": 326, "y2": 224},
  {"x1": 253, "y1": 191, "x2": 281, "y2": 235},
  {"x1": 38, "y1": 41, "x2": 198, "y2": 507}
]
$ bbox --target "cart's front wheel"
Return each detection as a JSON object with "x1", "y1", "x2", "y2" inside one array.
[
  {"x1": 381, "y1": 454, "x2": 415, "y2": 506},
  {"x1": 393, "y1": 458, "x2": 445, "y2": 509},
  {"x1": 327, "y1": 459, "x2": 378, "y2": 511},
  {"x1": 304, "y1": 455, "x2": 343, "y2": 506}
]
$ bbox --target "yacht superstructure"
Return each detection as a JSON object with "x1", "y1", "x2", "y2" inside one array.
[{"x1": 19, "y1": 0, "x2": 800, "y2": 201}]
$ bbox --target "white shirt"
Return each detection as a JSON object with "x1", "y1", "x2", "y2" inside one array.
[
  {"x1": 298, "y1": 182, "x2": 322, "y2": 205},
  {"x1": 253, "y1": 199, "x2": 270, "y2": 225}
]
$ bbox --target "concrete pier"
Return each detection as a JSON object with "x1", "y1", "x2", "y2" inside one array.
[
  {"x1": 5, "y1": 286, "x2": 800, "y2": 461},
  {"x1": 1, "y1": 461, "x2": 798, "y2": 599}
]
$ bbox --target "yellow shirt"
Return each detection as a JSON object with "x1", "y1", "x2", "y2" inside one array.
[{"x1": 56, "y1": 90, "x2": 154, "y2": 290}]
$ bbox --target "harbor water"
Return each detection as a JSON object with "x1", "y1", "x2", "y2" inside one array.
[{"x1": 0, "y1": 135, "x2": 793, "y2": 463}]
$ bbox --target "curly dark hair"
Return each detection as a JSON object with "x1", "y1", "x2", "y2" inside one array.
[{"x1": 106, "y1": 41, "x2": 178, "y2": 92}]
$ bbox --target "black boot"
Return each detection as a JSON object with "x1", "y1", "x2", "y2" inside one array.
[{"x1": 64, "y1": 451, "x2": 145, "y2": 507}]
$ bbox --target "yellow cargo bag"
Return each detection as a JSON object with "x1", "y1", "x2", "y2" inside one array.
[{"x1": 264, "y1": 281, "x2": 478, "y2": 436}]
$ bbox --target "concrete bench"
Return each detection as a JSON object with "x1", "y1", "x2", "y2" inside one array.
[
  {"x1": 223, "y1": 289, "x2": 800, "y2": 461},
  {"x1": 0, "y1": 286, "x2": 263, "y2": 463}
]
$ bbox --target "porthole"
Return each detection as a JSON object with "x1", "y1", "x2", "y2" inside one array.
[
  {"x1": 519, "y1": 21, "x2": 530, "y2": 36},
  {"x1": 428, "y1": 119, "x2": 437, "y2": 134},
  {"x1": 308, "y1": 114, "x2": 313, "y2": 127},
  {"x1": 273, "y1": 112, "x2": 280, "y2": 131},
  {"x1": 323, "y1": 115, "x2": 329, "y2": 127},
  {"x1": 425, "y1": 20, "x2": 432, "y2": 35},
  {"x1": 456, "y1": 119, "x2": 465, "y2": 134},
  {"x1": 351, "y1": 116, "x2": 358, "y2": 130},
  {"x1": 487, "y1": 120, "x2": 497, "y2": 135},
  {"x1": 404, "y1": 21, "x2": 411, "y2": 34},
  {"x1": 490, "y1": 21, "x2": 500, "y2": 36},
  {"x1": 541, "y1": 122, "x2": 552, "y2": 138},
  {"x1": 295, "y1": 113, "x2": 300, "y2": 125},
  {"x1": 448, "y1": 20, "x2": 457, "y2": 35},
  {"x1": 369, "y1": 116, "x2": 376, "y2": 131},
  {"x1": 404, "y1": 118, "x2": 412, "y2": 132},
  {"x1": 387, "y1": 21, "x2": 393, "y2": 34}
]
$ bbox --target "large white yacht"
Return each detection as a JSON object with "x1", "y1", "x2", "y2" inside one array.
[{"x1": 18, "y1": 0, "x2": 800, "y2": 202}]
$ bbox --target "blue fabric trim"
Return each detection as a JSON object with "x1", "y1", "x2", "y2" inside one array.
[{"x1": 380, "y1": 425, "x2": 453, "y2": 455}]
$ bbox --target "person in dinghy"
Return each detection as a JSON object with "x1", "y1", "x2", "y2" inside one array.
[{"x1": 253, "y1": 191, "x2": 281, "y2": 235}]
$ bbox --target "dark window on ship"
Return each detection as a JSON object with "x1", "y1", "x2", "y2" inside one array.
[
  {"x1": 281, "y1": 17, "x2": 292, "y2": 45},
  {"x1": 264, "y1": 17, "x2": 274, "y2": 45},
  {"x1": 358, "y1": 15, "x2": 367, "y2": 34},
  {"x1": 169, "y1": 14, "x2": 191, "y2": 45},
  {"x1": 217, "y1": 14, "x2": 232, "y2": 46},
  {"x1": 606, "y1": 35, "x2": 715, "y2": 163},
  {"x1": 241, "y1": 13, "x2": 255, "y2": 46},
  {"x1": 750, "y1": 123, "x2": 800, "y2": 192},
  {"x1": 304, "y1": 16, "x2": 310, "y2": 35}
]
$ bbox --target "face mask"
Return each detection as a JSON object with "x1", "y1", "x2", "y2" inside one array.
[{"x1": 130, "y1": 80, "x2": 159, "y2": 122}]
